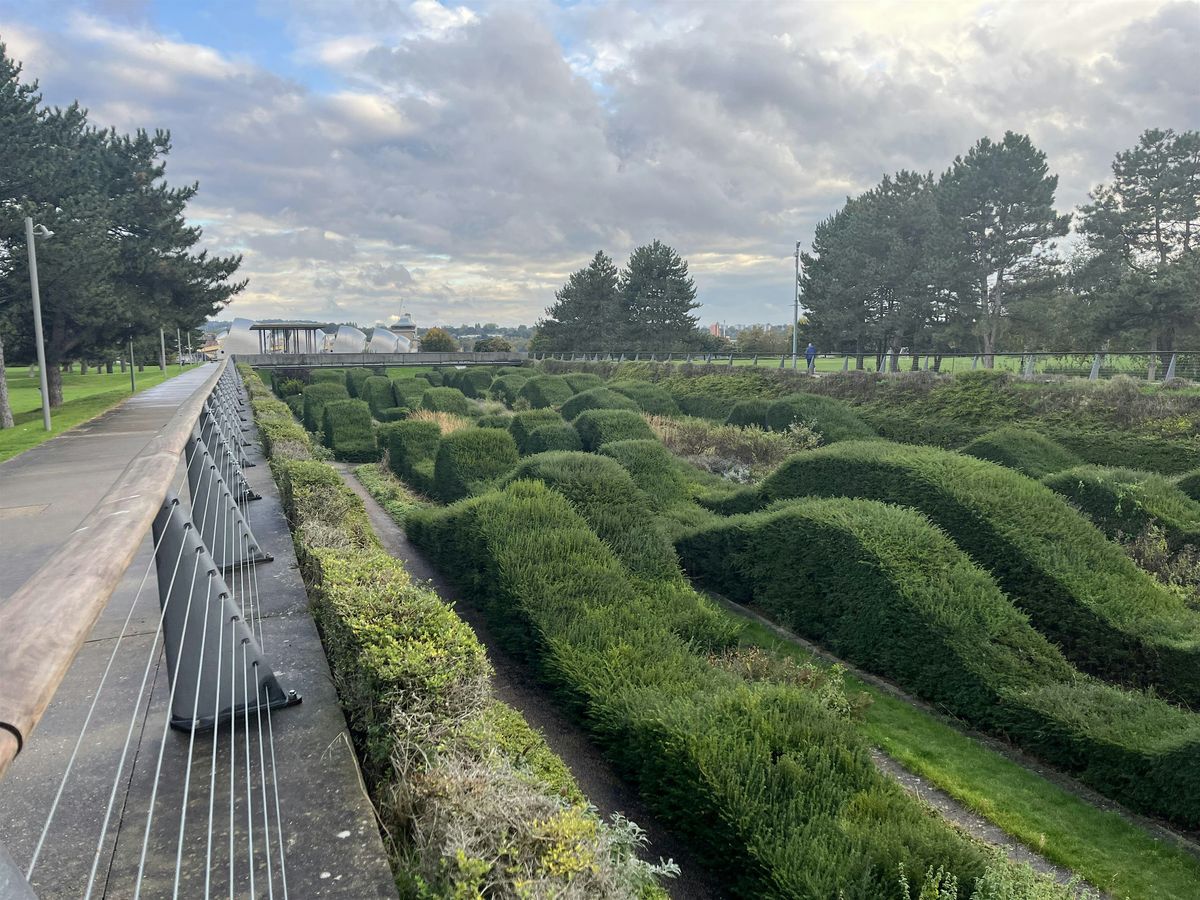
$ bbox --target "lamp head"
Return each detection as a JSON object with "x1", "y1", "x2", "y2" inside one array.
[{"x1": 32, "y1": 224, "x2": 53, "y2": 238}]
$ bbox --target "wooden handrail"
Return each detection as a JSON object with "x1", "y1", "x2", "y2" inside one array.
[{"x1": 0, "y1": 359, "x2": 228, "y2": 780}]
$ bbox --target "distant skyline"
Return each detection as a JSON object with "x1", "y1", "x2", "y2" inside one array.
[{"x1": 2, "y1": 0, "x2": 1196, "y2": 327}]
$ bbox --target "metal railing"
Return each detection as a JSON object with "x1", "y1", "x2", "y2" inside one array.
[{"x1": 0, "y1": 361, "x2": 300, "y2": 898}]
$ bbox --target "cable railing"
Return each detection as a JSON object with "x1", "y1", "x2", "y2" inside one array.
[
  {"x1": 0, "y1": 361, "x2": 301, "y2": 898},
  {"x1": 530, "y1": 350, "x2": 1199, "y2": 381}
]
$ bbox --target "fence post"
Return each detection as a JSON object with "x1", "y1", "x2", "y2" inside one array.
[
  {"x1": 752, "y1": 355, "x2": 759, "y2": 367},
  {"x1": 1165, "y1": 353, "x2": 1177, "y2": 381},
  {"x1": 843, "y1": 356, "x2": 849, "y2": 371},
  {"x1": 1089, "y1": 353, "x2": 1103, "y2": 380},
  {"x1": 728, "y1": 353, "x2": 734, "y2": 366},
  {"x1": 971, "y1": 355, "x2": 979, "y2": 370}
]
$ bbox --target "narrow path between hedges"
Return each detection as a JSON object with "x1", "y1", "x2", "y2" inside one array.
[{"x1": 332, "y1": 464, "x2": 727, "y2": 900}]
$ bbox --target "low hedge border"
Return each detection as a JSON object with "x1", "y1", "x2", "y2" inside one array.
[
  {"x1": 960, "y1": 427, "x2": 1081, "y2": 478},
  {"x1": 1043, "y1": 466, "x2": 1200, "y2": 550}
]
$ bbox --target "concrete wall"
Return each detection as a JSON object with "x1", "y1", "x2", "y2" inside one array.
[{"x1": 232, "y1": 351, "x2": 527, "y2": 368}]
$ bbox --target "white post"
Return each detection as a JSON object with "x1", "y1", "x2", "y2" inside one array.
[
  {"x1": 24, "y1": 217, "x2": 51, "y2": 432},
  {"x1": 792, "y1": 241, "x2": 800, "y2": 370},
  {"x1": 159, "y1": 328, "x2": 167, "y2": 370}
]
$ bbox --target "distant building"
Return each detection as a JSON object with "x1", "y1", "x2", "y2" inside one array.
[
  {"x1": 708, "y1": 322, "x2": 721, "y2": 337},
  {"x1": 390, "y1": 312, "x2": 418, "y2": 347}
]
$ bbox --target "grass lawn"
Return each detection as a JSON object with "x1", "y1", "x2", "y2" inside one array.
[
  {"x1": 0, "y1": 365, "x2": 190, "y2": 462},
  {"x1": 736, "y1": 615, "x2": 1200, "y2": 900}
]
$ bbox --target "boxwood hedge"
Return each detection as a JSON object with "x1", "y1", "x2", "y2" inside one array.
[
  {"x1": 560, "y1": 387, "x2": 640, "y2": 421},
  {"x1": 488, "y1": 373, "x2": 529, "y2": 406},
  {"x1": 360, "y1": 375, "x2": 396, "y2": 418},
  {"x1": 375, "y1": 407, "x2": 408, "y2": 423},
  {"x1": 421, "y1": 386, "x2": 474, "y2": 416},
  {"x1": 677, "y1": 498, "x2": 1200, "y2": 826},
  {"x1": 524, "y1": 423, "x2": 582, "y2": 453},
  {"x1": 573, "y1": 408, "x2": 655, "y2": 451},
  {"x1": 1180, "y1": 469, "x2": 1200, "y2": 503},
  {"x1": 960, "y1": 427, "x2": 1081, "y2": 478},
  {"x1": 345, "y1": 367, "x2": 373, "y2": 398},
  {"x1": 432, "y1": 428, "x2": 519, "y2": 502},
  {"x1": 285, "y1": 394, "x2": 305, "y2": 418},
  {"x1": 517, "y1": 375, "x2": 574, "y2": 409},
  {"x1": 746, "y1": 441, "x2": 1200, "y2": 704},
  {"x1": 608, "y1": 380, "x2": 680, "y2": 415},
  {"x1": 725, "y1": 399, "x2": 771, "y2": 428},
  {"x1": 321, "y1": 399, "x2": 378, "y2": 461},
  {"x1": 476, "y1": 413, "x2": 512, "y2": 429},
  {"x1": 418, "y1": 369, "x2": 444, "y2": 386},
  {"x1": 563, "y1": 372, "x2": 604, "y2": 393},
  {"x1": 380, "y1": 419, "x2": 442, "y2": 493},
  {"x1": 597, "y1": 439, "x2": 691, "y2": 507},
  {"x1": 406, "y1": 480, "x2": 991, "y2": 897},
  {"x1": 310, "y1": 369, "x2": 345, "y2": 385},
  {"x1": 507, "y1": 408, "x2": 565, "y2": 454},
  {"x1": 1043, "y1": 466, "x2": 1200, "y2": 550},
  {"x1": 301, "y1": 381, "x2": 350, "y2": 432},
  {"x1": 391, "y1": 377, "x2": 429, "y2": 409},
  {"x1": 764, "y1": 393, "x2": 876, "y2": 442},
  {"x1": 457, "y1": 368, "x2": 495, "y2": 399}
]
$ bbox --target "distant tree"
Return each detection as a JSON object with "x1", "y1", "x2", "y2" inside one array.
[
  {"x1": 689, "y1": 328, "x2": 733, "y2": 353},
  {"x1": 538, "y1": 251, "x2": 621, "y2": 351},
  {"x1": 735, "y1": 325, "x2": 790, "y2": 354},
  {"x1": 473, "y1": 335, "x2": 512, "y2": 352},
  {"x1": 419, "y1": 327, "x2": 457, "y2": 352},
  {"x1": 620, "y1": 240, "x2": 699, "y2": 350}
]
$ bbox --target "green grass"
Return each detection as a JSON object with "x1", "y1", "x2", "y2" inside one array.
[
  {"x1": 0, "y1": 364, "x2": 189, "y2": 462},
  {"x1": 735, "y1": 615, "x2": 1200, "y2": 900}
]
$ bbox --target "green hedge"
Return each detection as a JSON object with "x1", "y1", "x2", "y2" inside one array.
[
  {"x1": 285, "y1": 394, "x2": 305, "y2": 418},
  {"x1": 517, "y1": 375, "x2": 574, "y2": 409},
  {"x1": 360, "y1": 375, "x2": 396, "y2": 417},
  {"x1": 1179, "y1": 470, "x2": 1200, "y2": 503},
  {"x1": 421, "y1": 386, "x2": 474, "y2": 416},
  {"x1": 573, "y1": 408, "x2": 655, "y2": 451},
  {"x1": 1043, "y1": 466, "x2": 1200, "y2": 550},
  {"x1": 598, "y1": 439, "x2": 690, "y2": 507},
  {"x1": 608, "y1": 380, "x2": 680, "y2": 415},
  {"x1": 310, "y1": 369, "x2": 345, "y2": 385},
  {"x1": 489, "y1": 373, "x2": 529, "y2": 406},
  {"x1": 747, "y1": 441, "x2": 1200, "y2": 704},
  {"x1": 563, "y1": 372, "x2": 603, "y2": 393},
  {"x1": 321, "y1": 399, "x2": 378, "y2": 461},
  {"x1": 960, "y1": 427, "x2": 1081, "y2": 478},
  {"x1": 457, "y1": 368, "x2": 495, "y2": 399},
  {"x1": 1045, "y1": 426, "x2": 1198, "y2": 476},
  {"x1": 302, "y1": 381, "x2": 350, "y2": 432},
  {"x1": 391, "y1": 377, "x2": 428, "y2": 409},
  {"x1": 560, "y1": 387, "x2": 640, "y2": 421},
  {"x1": 241, "y1": 367, "x2": 315, "y2": 463},
  {"x1": 476, "y1": 413, "x2": 512, "y2": 429},
  {"x1": 764, "y1": 393, "x2": 877, "y2": 442},
  {"x1": 677, "y1": 498, "x2": 1200, "y2": 826},
  {"x1": 418, "y1": 369, "x2": 444, "y2": 386},
  {"x1": 524, "y1": 423, "x2": 582, "y2": 453},
  {"x1": 433, "y1": 428, "x2": 519, "y2": 502},
  {"x1": 406, "y1": 480, "x2": 991, "y2": 897},
  {"x1": 726, "y1": 399, "x2": 771, "y2": 428},
  {"x1": 507, "y1": 408, "x2": 564, "y2": 454},
  {"x1": 380, "y1": 419, "x2": 442, "y2": 486},
  {"x1": 345, "y1": 367, "x2": 373, "y2": 398},
  {"x1": 375, "y1": 407, "x2": 408, "y2": 423}
]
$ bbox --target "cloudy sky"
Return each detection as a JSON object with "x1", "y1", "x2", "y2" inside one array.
[{"x1": 1, "y1": 0, "x2": 1196, "y2": 328}]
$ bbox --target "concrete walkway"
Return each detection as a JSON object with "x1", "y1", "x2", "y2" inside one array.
[{"x1": 0, "y1": 368, "x2": 396, "y2": 898}]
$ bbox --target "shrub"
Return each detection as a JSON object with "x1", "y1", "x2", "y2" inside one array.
[
  {"x1": 360, "y1": 375, "x2": 396, "y2": 417},
  {"x1": 380, "y1": 419, "x2": 442, "y2": 485},
  {"x1": 345, "y1": 367, "x2": 373, "y2": 398},
  {"x1": 457, "y1": 368, "x2": 495, "y2": 399},
  {"x1": 961, "y1": 427, "x2": 1082, "y2": 478},
  {"x1": 241, "y1": 367, "x2": 316, "y2": 463},
  {"x1": 407, "y1": 408, "x2": 472, "y2": 434},
  {"x1": 677, "y1": 498, "x2": 1200, "y2": 826},
  {"x1": 275, "y1": 377, "x2": 305, "y2": 397},
  {"x1": 1180, "y1": 469, "x2": 1200, "y2": 503},
  {"x1": 489, "y1": 373, "x2": 529, "y2": 406},
  {"x1": 573, "y1": 408, "x2": 655, "y2": 451},
  {"x1": 321, "y1": 399, "x2": 378, "y2": 462},
  {"x1": 310, "y1": 369, "x2": 346, "y2": 385},
  {"x1": 1043, "y1": 466, "x2": 1200, "y2": 550},
  {"x1": 517, "y1": 375, "x2": 574, "y2": 409},
  {"x1": 406, "y1": 480, "x2": 991, "y2": 897},
  {"x1": 301, "y1": 382, "x2": 350, "y2": 432},
  {"x1": 285, "y1": 394, "x2": 305, "y2": 418},
  {"x1": 390, "y1": 377, "x2": 428, "y2": 409},
  {"x1": 644, "y1": 414, "x2": 818, "y2": 474},
  {"x1": 476, "y1": 413, "x2": 512, "y2": 429},
  {"x1": 748, "y1": 441, "x2": 1200, "y2": 704},
  {"x1": 725, "y1": 399, "x2": 771, "y2": 428},
  {"x1": 1043, "y1": 426, "x2": 1197, "y2": 475},
  {"x1": 563, "y1": 372, "x2": 603, "y2": 392},
  {"x1": 375, "y1": 407, "x2": 408, "y2": 423},
  {"x1": 421, "y1": 386, "x2": 474, "y2": 416},
  {"x1": 418, "y1": 369, "x2": 444, "y2": 386},
  {"x1": 561, "y1": 387, "x2": 640, "y2": 421},
  {"x1": 507, "y1": 408, "x2": 565, "y2": 454},
  {"x1": 764, "y1": 393, "x2": 877, "y2": 442},
  {"x1": 524, "y1": 423, "x2": 582, "y2": 453},
  {"x1": 598, "y1": 439, "x2": 691, "y2": 507},
  {"x1": 433, "y1": 428, "x2": 519, "y2": 502},
  {"x1": 608, "y1": 380, "x2": 680, "y2": 415}
]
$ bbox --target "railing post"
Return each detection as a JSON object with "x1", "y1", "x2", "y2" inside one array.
[
  {"x1": 1089, "y1": 352, "x2": 1104, "y2": 380},
  {"x1": 1165, "y1": 353, "x2": 1177, "y2": 381},
  {"x1": 183, "y1": 435, "x2": 271, "y2": 571},
  {"x1": 843, "y1": 356, "x2": 849, "y2": 371},
  {"x1": 0, "y1": 842, "x2": 36, "y2": 899}
]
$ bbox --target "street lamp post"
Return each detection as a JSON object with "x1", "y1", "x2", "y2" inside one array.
[
  {"x1": 24, "y1": 217, "x2": 53, "y2": 431},
  {"x1": 791, "y1": 241, "x2": 801, "y2": 370}
]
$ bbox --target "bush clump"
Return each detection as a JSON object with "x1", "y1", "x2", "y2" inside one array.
[
  {"x1": 421, "y1": 386, "x2": 474, "y2": 416},
  {"x1": 573, "y1": 408, "x2": 655, "y2": 451},
  {"x1": 1176, "y1": 469, "x2": 1200, "y2": 503},
  {"x1": 1043, "y1": 466, "x2": 1200, "y2": 550},
  {"x1": 301, "y1": 381, "x2": 350, "y2": 432},
  {"x1": 375, "y1": 407, "x2": 408, "y2": 423},
  {"x1": 563, "y1": 372, "x2": 604, "y2": 393},
  {"x1": 345, "y1": 367, "x2": 373, "y2": 398},
  {"x1": 517, "y1": 375, "x2": 575, "y2": 409},
  {"x1": 764, "y1": 393, "x2": 877, "y2": 442},
  {"x1": 418, "y1": 369, "x2": 444, "y2": 386},
  {"x1": 560, "y1": 387, "x2": 640, "y2": 421},
  {"x1": 241, "y1": 366, "x2": 315, "y2": 463},
  {"x1": 725, "y1": 399, "x2": 771, "y2": 428},
  {"x1": 390, "y1": 377, "x2": 428, "y2": 410},
  {"x1": 275, "y1": 377, "x2": 305, "y2": 397},
  {"x1": 489, "y1": 373, "x2": 529, "y2": 406},
  {"x1": 457, "y1": 368, "x2": 496, "y2": 399},
  {"x1": 380, "y1": 418, "x2": 442, "y2": 495},
  {"x1": 961, "y1": 427, "x2": 1081, "y2": 478},
  {"x1": 598, "y1": 439, "x2": 691, "y2": 507},
  {"x1": 608, "y1": 380, "x2": 680, "y2": 415},
  {"x1": 678, "y1": 498, "x2": 1200, "y2": 826},
  {"x1": 310, "y1": 369, "x2": 346, "y2": 385},
  {"x1": 433, "y1": 428, "x2": 519, "y2": 502},
  {"x1": 360, "y1": 375, "x2": 396, "y2": 418},
  {"x1": 321, "y1": 399, "x2": 378, "y2": 462},
  {"x1": 745, "y1": 441, "x2": 1200, "y2": 704},
  {"x1": 507, "y1": 408, "x2": 565, "y2": 454},
  {"x1": 524, "y1": 423, "x2": 582, "y2": 453}
]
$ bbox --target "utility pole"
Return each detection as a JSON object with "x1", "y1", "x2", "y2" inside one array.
[
  {"x1": 24, "y1": 217, "x2": 52, "y2": 431},
  {"x1": 792, "y1": 241, "x2": 801, "y2": 370},
  {"x1": 129, "y1": 335, "x2": 136, "y2": 392}
]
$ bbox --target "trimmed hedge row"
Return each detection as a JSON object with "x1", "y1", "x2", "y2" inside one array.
[
  {"x1": 563, "y1": 372, "x2": 604, "y2": 393},
  {"x1": 456, "y1": 368, "x2": 495, "y2": 398},
  {"x1": 421, "y1": 386, "x2": 474, "y2": 416},
  {"x1": 725, "y1": 399, "x2": 772, "y2": 428},
  {"x1": 391, "y1": 376, "x2": 428, "y2": 409},
  {"x1": 507, "y1": 408, "x2": 564, "y2": 454},
  {"x1": 960, "y1": 427, "x2": 1081, "y2": 478},
  {"x1": 406, "y1": 480, "x2": 992, "y2": 898},
  {"x1": 489, "y1": 373, "x2": 529, "y2": 406},
  {"x1": 360, "y1": 375, "x2": 396, "y2": 417},
  {"x1": 560, "y1": 387, "x2": 639, "y2": 421},
  {"x1": 418, "y1": 369, "x2": 443, "y2": 386},
  {"x1": 242, "y1": 366, "x2": 315, "y2": 464},
  {"x1": 345, "y1": 367, "x2": 373, "y2": 398},
  {"x1": 1180, "y1": 470, "x2": 1200, "y2": 503},
  {"x1": 573, "y1": 408, "x2": 655, "y2": 451},
  {"x1": 309, "y1": 369, "x2": 345, "y2": 385},
  {"x1": 1043, "y1": 466, "x2": 1200, "y2": 550},
  {"x1": 321, "y1": 399, "x2": 378, "y2": 462},
  {"x1": 1046, "y1": 426, "x2": 1198, "y2": 476},
  {"x1": 517, "y1": 375, "x2": 574, "y2": 409},
  {"x1": 301, "y1": 381, "x2": 350, "y2": 432},
  {"x1": 433, "y1": 428, "x2": 519, "y2": 503},
  {"x1": 524, "y1": 423, "x2": 581, "y2": 453},
  {"x1": 764, "y1": 393, "x2": 877, "y2": 442},
  {"x1": 598, "y1": 439, "x2": 691, "y2": 508},
  {"x1": 608, "y1": 380, "x2": 680, "y2": 415},
  {"x1": 738, "y1": 441, "x2": 1200, "y2": 705},
  {"x1": 380, "y1": 419, "x2": 441, "y2": 495},
  {"x1": 677, "y1": 498, "x2": 1200, "y2": 826}
]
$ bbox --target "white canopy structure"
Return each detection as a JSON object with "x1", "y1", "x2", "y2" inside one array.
[
  {"x1": 328, "y1": 325, "x2": 368, "y2": 353},
  {"x1": 219, "y1": 318, "x2": 260, "y2": 356},
  {"x1": 366, "y1": 328, "x2": 413, "y2": 353}
]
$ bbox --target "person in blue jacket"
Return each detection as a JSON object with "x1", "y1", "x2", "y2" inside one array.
[{"x1": 805, "y1": 342, "x2": 817, "y2": 374}]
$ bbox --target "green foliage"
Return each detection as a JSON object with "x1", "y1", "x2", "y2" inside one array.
[
  {"x1": 321, "y1": 399, "x2": 378, "y2": 462},
  {"x1": 284, "y1": 394, "x2": 305, "y2": 418},
  {"x1": 538, "y1": 251, "x2": 624, "y2": 352},
  {"x1": 725, "y1": 399, "x2": 771, "y2": 428},
  {"x1": 573, "y1": 408, "x2": 655, "y2": 451},
  {"x1": 507, "y1": 408, "x2": 565, "y2": 454},
  {"x1": 359, "y1": 375, "x2": 396, "y2": 417},
  {"x1": 275, "y1": 377, "x2": 305, "y2": 397},
  {"x1": 1043, "y1": 466, "x2": 1200, "y2": 550},
  {"x1": 1046, "y1": 425, "x2": 1198, "y2": 475},
  {"x1": 751, "y1": 441, "x2": 1200, "y2": 704},
  {"x1": 421, "y1": 386, "x2": 473, "y2": 416},
  {"x1": 456, "y1": 368, "x2": 495, "y2": 399},
  {"x1": 517, "y1": 375, "x2": 574, "y2": 409},
  {"x1": 597, "y1": 439, "x2": 691, "y2": 507},
  {"x1": 418, "y1": 369, "x2": 444, "y2": 387},
  {"x1": 608, "y1": 380, "x2": 680, "y2": 415},
  {"x1": 524, "y1": 423, "x2": 582, "y2": 454},
  {"x1": 561, "y1": 387, "x2": 640, "y2": 420},
  {"x1": 374, "y1": 407, "x2": 408, "y2": 423},
  {"x1": 1179, "y1": 470, "x2": 1200, "y2": 503},
  {"x1": 563, "y1": 372, "x2": 604, "y2": 393},
  {"x1": 419, "y1": 327, "x2": 458, "y2": 352},
  {"x1": 764, "y1": 393, "x2": 877, "y2": 442},
  {"x1": 960, "y1": 428, "x2": 1080, "y2": 478},
  {"x1": 345, "y1": 367, "x2": 372, "y2": 398},
  {"x1": 433, "y1": 428, "x2": 519, "y2": 502},
  {"x1": 390, "y1": 376, "x2": 428, "y2": 410},
  {"x1": 301, "y1": 381, "x2": 350, "y2": 432},
  {"x1": 488, "y1": 373, "x2": 529, "y2": 406},
  {"x1": 678, "y1": 498, "x2": 1200, "y2": 826},
  {"x1": 353, "y1": 463, "x2": 427, "y2": 524},
  {"x1": 380, "y1": 418, "x2": 442, "y2": 486},
  {"x1": 475, "y1": 413, "x2": 512, "y2": 429},
  {"x1": 241, "y1": 366, "x2": 315, "y2": 463},
  {"x1": 620, "y1": 239, "x2": 700, "y2": 349},
  {"x1": 472, "y1": 335, "x2": 513, "y2": 353},
  {"x1": 310, "y1": 369, "x2": 346, "y2": 385}
]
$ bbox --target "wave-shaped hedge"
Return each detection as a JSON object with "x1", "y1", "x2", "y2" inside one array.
[
  {"x1": 524, "y1": 422, "x2": 581, "y2": 453},
  {"x1": 391, "y1": 377, "x2": 428, "y2": 409},
  {"x1": 725, "y1": 399, "x2": 771, "y2": 428},
  {"x1": 421, "y1": 386, "x2": 473, "y2": 416},
  {"x1": 743, "y1": 441, "x2": 1200, "y2": 705},
  {"x1": 507, "y1": 408, "x2": 564, "y2": 454},
  {"x1": 517, "y1": 375, "x2": 574, "y2": 409},
  {"x1": 573, "y1": 408, "x2": 655, "y2": 451},
  {"x1": 608, "y1": 380, "x2": 680, "y2": 416},
  {"x1": 302, "y1": 381, "x2": 350, "y2": 432},
  {"x1": 456, "y1": 368, "x2": 495, "y2": 399},
  {"x1": 764, "y1": 393, "x2": 877, "y2": 442},
  {"x1": 677, "y1": 498, "x2": 1200, "y2": 825},
  {"x1": 379, "y1": 419, "x2": 441, "y2": 495},
  {"x1": 560, "y1": 387, "x2": 640, "y2": 421},
  {"x1": 345, "y1": 367, "x2": 373, "y2": 398},
  {"x1": 1180, "y1": 470, "x2": 1200, "y2": 503},
  {"x1": 1043, "y1": 466, "x2": 1200, "y2": 550},
  {"x1": 433, "y1": 428, "x2": 519, "y2": 503},
  {"x1": 406, "y1": 480, "x2": 992, "y2": 897},
  {"x1": 360, "y1": 375, "x2": 396, "y2": 418},
  {"x1": 321, "y1": 399, "x2": 378, "y2": 462},
  {"x1": 960, "y1": 427, "x2": 1080, "y2": 478},
  {"x1": 489, "y1": 373, "x2": 529, "y2": 406},
  {"x1": 563, "y1": 372, "x2": 604, "y2": 393}
]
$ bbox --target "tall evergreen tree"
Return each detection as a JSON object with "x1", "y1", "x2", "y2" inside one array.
[
  {"x1": 538, "y1": 251, "x2": 620, "y2": 351},
  {"x1": 619, "y1": 240, "x2": 698, "y2": 350}
]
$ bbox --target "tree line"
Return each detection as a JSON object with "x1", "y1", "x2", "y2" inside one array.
[
  {"x1": 0, "y1": 45, "x2": 243, "y2": 421},
  {"x1": 802, "y1": 129, "x2": 1199, "y2": 369}
]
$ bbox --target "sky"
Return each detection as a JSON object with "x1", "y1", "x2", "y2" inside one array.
[{"x1": 1, "y1": 0, "x2": 1196, "y2": 329}]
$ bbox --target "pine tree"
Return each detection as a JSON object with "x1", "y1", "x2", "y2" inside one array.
[
  {"x1": 619, "y1": 240, "x2": 699, "y2": 350},
  {"x1": 538, "y1": 251, "x2": 620, "y2": 351}
]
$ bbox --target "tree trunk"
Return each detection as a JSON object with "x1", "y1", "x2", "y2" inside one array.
[
  {"x1": 80, "y1": 360, "x2": 89, "y2": 375},
  {"x1": 46, "y1": 363, "x2": 63, "y2": 407},
  {"x1": 855, "y1": 337, "x2": 865, "y2": 370},
  {"x1": 982, "y1": 331, "x2": 996, "y2": 370},
  {"x1": 106, "y1": 360, "x2": 114, "y2": 374},
  {"x1": 0, "y1": 334, "x2": 14, "y2": 429},
  {"x1": 932, "y1": 354, "x2": 943, "y2": 373},
  {"x1": 1147, "y1": 330, "x2": 1159, "y2": 381},
  {"x1": 119, "y1": 358, "x2": 126, "y2": 373},
  {"x1": 138, "y1": 363, "x2": 145, "y2": 372}
]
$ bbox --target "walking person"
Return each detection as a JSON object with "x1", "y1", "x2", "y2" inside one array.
[{"x1": 805, "y1": 341, "x2": 817, "y2": 375}]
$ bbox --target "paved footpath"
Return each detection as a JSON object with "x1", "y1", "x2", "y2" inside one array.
[{"x1": 0, "y1": 366, "x2": 396, "y2": 898}]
